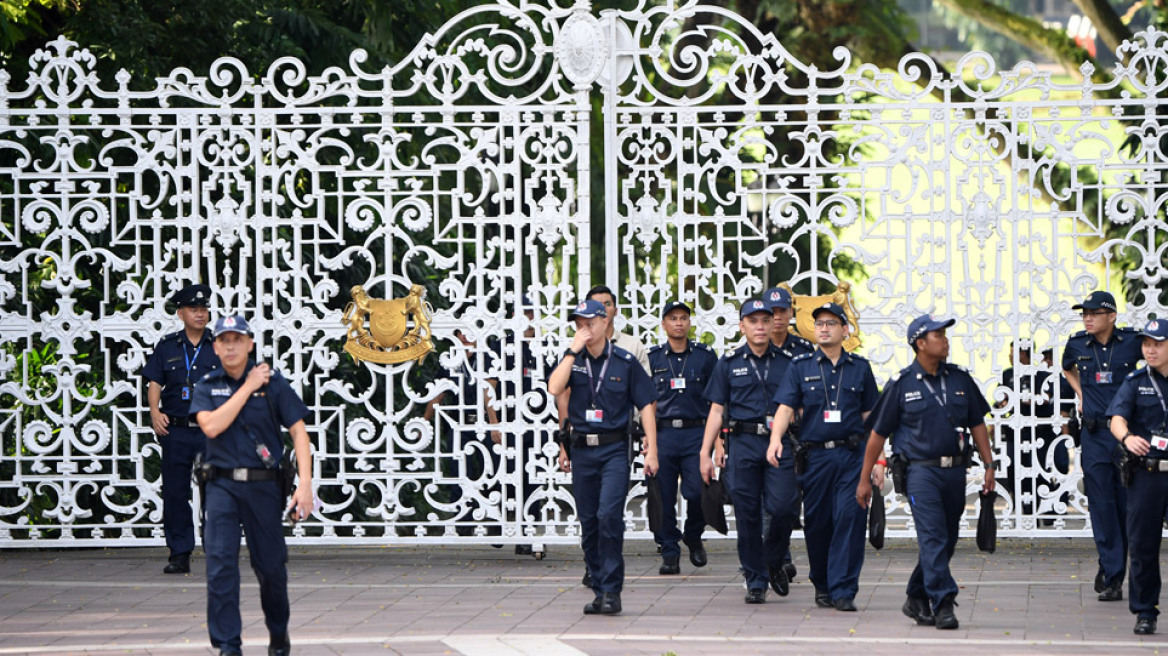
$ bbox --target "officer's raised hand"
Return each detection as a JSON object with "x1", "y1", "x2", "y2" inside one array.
[
  {"x1": 245, "y1": 362, "x2": 271, "y2": 392},
  {"x1": 570, "y1": 324, "x2": 592, "y2": 353}
]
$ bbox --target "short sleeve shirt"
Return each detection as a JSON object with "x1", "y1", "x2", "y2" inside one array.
[
  {"x1": 1062, "y1": 327, "x2": 1143, "y2": 418},
  {"x1": 140, "y1": 330, "x2": 220, "y2": 416},
  {"x1": 1107, "y1": 368, "x2": 1168, "y2": 459},
  {"x1": 703, "y1": 343, "x2": 787, "y2": 423},
  {"x1": 563, "y1": 343, "x2": 655, "y2": 433},
  {"x1": 649, "y1": 341, "x2": 718, "y2": 421},
  {"x1": 774, "y1": 349, "x2": 879, "y2": 442},
  {"x1": 867, "y1": 361, "x2": 991, "y2": 460}
]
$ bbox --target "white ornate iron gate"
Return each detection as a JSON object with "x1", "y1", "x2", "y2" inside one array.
[{"x1": 1, "y1": 0, "x2": 1166, "y2": 547}]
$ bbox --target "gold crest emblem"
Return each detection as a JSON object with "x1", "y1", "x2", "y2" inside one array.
[
  {"x1": 342, "y1": 284, "x2": 434, "y2": 364},
  {"x1": 781, "y1": 281, "x2": 862, "y2": 352}
]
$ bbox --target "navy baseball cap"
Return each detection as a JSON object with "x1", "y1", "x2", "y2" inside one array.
[
  {"x1": 1072, "y1": 291, "x2": 1117, "y2": 312},
  {"x1": 811, "y1": 302, "x2": 848, "y2": 325},
  {"x1": 213, "y1": 315, "x2": 252, "y2": 337},
  {"x1": 568, "y1": 299, "x2": 607, "y2": 321},
  {"x1": 170, "y1": 284, "x2": 211, "y2": 308},
  {"x1": 740, "y1": 299, "x2": 769, "y2": 319},
  {"x1": 1141, "y1": 318, "x2": 1168, "y2": 342},
  {"x1": 763, "y1": 287, "x2": 792, "y2": 310},
  {"x1": 907, "y1": 314, "x2": 956, "y2": 344},
  {"x1": 661, "y1": 300, "x2": 692, "y2": 318}
]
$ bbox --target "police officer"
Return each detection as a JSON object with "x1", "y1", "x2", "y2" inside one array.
[
  {"x1": 549, "y1": 299, "x2": 658, "y2": 616},
  {"x1": 1107, "y1": 318, "x2": 1168, "y2": 635},
  {"x1": 699, "y1": 299, "x2": 799, "y2": 604},
  {"x1": 140, "y1": 283, "x2": 220, "y2": 574},
  {"x1": 1063, "y1": 290, "x2": 1142, "y2": 601},
  {"x1": 767, "y1": 302, "x2": 878, "y2": 612},
  {"x1": 856, "y1": 315, "x2": 996, "y2": 630},
  {"x1": 191, "y1": 316, "x2": 313, "y2": 656},
  {"x1": 649, "y1": 300, "x2": 717, "y2": 574},
  {"x1": 763, "y1": 286, "x2": 814, "y2": 586}
]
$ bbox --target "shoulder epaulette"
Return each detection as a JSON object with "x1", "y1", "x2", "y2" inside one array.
[
  {"x1": 1126, "y1": 368, "x2": 1145, "y2": 380},
  {"x1": 648, "y1": 344, "x2": 665, "y2": 354},
  {"x1": 945, "y1": 362, "x2": 968, "y2": 373},
  {"x1": 792, "y1": 353, "x2": 813, "y2": 363},
  {"x1": 849, "y1": 352, "x2": 869, "y2": 362},
  {"x1": 1071, "y1": 329, "x2": 1088, "y2": 339},
  {"x1": 693, "y1": 341, "x2": 713, "y2": 352},
  {"x1": 199, "y1": 369, "x2": 224, "y2": 383},
  {"x1": 164, "y1": 329, "x2": 183, "y2": 341}
]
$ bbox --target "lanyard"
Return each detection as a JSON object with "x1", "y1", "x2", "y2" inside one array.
[
  {"x1": 183, "y1": 338, "x2": 204, "y2": 385},
  {"x1": 584, "y1": 342, "x2": 613, "y2": 409},
  {"x1": 746, "y1": 351, "x2": 769, "y2": 384},
  {"x1": 817, "y1": 358, "x2": 846, "y2": 409},
  {"x1": 1149, "y1": 373, "x2": 1168, "y2": 430},
  {"x1": 1091, "y1": 338, "x2": 1116, "y2": 372},
  {"x1": 667, "y1": 346, "x2": 690, "y2": 380},
  {"x1": 921, "y1": 372, "x2": 948, "y2": 407}
]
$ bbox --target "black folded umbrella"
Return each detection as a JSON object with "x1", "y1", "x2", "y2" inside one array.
[
  {"x1": 868, "y1": 489, "x2": 886, "y2": 550},
  {"x1": 645, "y1": 476, "x2": 664, "y2": 534},
  {"x1": 701, "y1": 478, "x2": 729, "y2": 535},
  {"x1": 977, "y1": 489, "x2": 998, "y2": 553}
]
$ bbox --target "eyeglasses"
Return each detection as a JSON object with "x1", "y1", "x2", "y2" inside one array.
[
  {"x1": 1080, "y1": 310, "x2": 1110, "y2": 318},
  {"x1": 814, "y1": 320, "x2": 842, "y2": 328}
]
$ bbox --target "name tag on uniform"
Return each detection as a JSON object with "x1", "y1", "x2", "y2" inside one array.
[
  {"x1": 670, "y1": 377, "x2": 686, "y2": 390},
  {"x1": 767, "y1": 417, "x2": 774, "y2": 430},
  {"x1": 1152, "y1": 435, "x2": 1168, "y2": 451},
  {"x1": 181, "y1": 386, "x2": 191, "y2": 400},
  {"x1": 586, "y1": 409, "x2": 604, "y2": 423},
  {"x1": 824, "y1": 410, "x2": 841, "y2": 423},
  {"x1": 1096, "y1": 372, "x2": 1113, "y2": 383}
]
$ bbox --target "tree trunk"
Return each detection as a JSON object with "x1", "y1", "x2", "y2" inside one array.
[{"x1": 1070, "y1": 0, "x2": 1133, "y2": 62}]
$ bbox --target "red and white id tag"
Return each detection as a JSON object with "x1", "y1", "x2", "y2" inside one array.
[
  {"x1": 823, "y1": 410, "x2": 842, "y2": 423},
  {"x1": 670, "y1": 377, "x2": 686, "y2": 390},
  {"x1": 586, "y1": 409, "x2": 604, "y2": 423},
  {"x1": 1152, "y1": 435, "x2": 1168, "y2": 451},
  {"x1": 1096, "y1": 371, "x2": 1113, "y2": 384}
]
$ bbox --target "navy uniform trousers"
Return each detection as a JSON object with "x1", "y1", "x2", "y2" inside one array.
[
  {"x1": 904, "y1": 465, "x2": 966, "y2": 608},
  {"x1": 801, "y1": 447, "x2": 866, "y2": 600},
  {"x1": 162, "y1": 424, "x2": 206, "y2": 556},
  {"x1": 571, "y1": 440, "x2": 630, "y2": 594},
  {"x1": 1081, "y1": 425, "x2": 1128, "y2": 585},
  {"x1": 1127, "y1": 468, "x2": 1168, "y2": 620},
  {"x1": 655, "y1": 425, "x2": 705, "y2": 559},
  {"x1": 204, "y1": 478, "x2": 290, "y2": 651},
  {"x1": 726, "y1": 432, "x2": 798, "y2": 591}
]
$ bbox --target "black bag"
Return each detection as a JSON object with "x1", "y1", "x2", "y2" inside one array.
[
  {"x1": 645, "y1": 476, "x2": 663, "y2": 534},
  {"x1": 701, "y1": 478, "x2": 729, "y2": 535},
  {"x1": 977, "y1": 490, "x2": 998, "y2": 553},
  {"x1": 868, "y1": 489, "x2": 886, "y2": 550}
]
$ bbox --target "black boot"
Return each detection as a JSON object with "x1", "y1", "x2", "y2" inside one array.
[
  {"x1": 902, "y1": 596, "x2": 935, "y2": 626},
  {"x1": 659, "y1": 555, "x2": 680, "y2": 575},
  {"x1": 934, "y1": 594, "x2": 959, "y2": 630},
  {"x1": 163, "y1": 552, "x2": 190, "y2": 574}
]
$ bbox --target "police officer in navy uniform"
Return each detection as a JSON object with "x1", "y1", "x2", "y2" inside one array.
[
  {"x1": 763, "y1": 286, "x2": 814, "y2": 586},
  {"x1": 767, "y1": 302, "x2": 878, "y2": 612},
  {"x1": 191, "y1": 316, "x2": 314, "y2": 656},
  {"x1": 549, "y1": 299, "x2": 658, "y2": 616},
  {"x1": 856, "y1": 315, "x2": 996, "y2": 630},
  {"x1": 140, "y1": 283, "x2": 220, "y2": 574},
  {"x1": 699, "y1": 299, "x2": 799, "y2": 604},
  {"x1": 1063, "y1": 290, "x2": 1142, "y2": 601},
  {"x1": 649, "y1": 301, "x2": 717, "y2": 574},
  {"x1": 1107, "y1": 318, "x2": 1168, "y2": 635}
]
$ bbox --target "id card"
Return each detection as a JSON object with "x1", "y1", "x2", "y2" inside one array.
[
  {"x1": 181, "y1": 386, "x2": 191, "y2": 400},
  {"x1": 586, "y1": 409, "x2": 604, "y2": 423},
  {"x1": 670, "y1": 377, "x2": 687, "y2": 390},
  {"x1": 1152, "y1": 435, "x2": 1168, "y2": 451},
  {"x1": 823, "y1": 410, "x2": 842, "y2": 423},
  {"x1": 766, "y1": 416, "x2": 774, "y2": 430},
  {"x1": 1096, "y1": 371, "x2": 1113, "y2": 384}
]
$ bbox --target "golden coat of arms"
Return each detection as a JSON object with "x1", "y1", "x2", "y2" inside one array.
[
  {"x1": 342, "y1": 284, "x2": 434, "y2": 364},
  {"x1": 781, "y1": 281, "x2": 862, "y2": 352}
]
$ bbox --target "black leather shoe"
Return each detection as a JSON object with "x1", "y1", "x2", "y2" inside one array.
[
  {"x1": 219, "y1": 649, "x2": 242, "y2": 656},
  {"x1": 600, "y1": 592, "x2": 621, "y2": 615},
  {"x1": 767, "y1": 565, "x2": 789, "y2": 597},
  {"x1": 902, "y1": 596, "x2": 935, "y2": 626},
  {"x1": 782, "y1": 561, "x2": 797, "y2": 582},
  {"x1": 833, "y1": 597, "x2": 857, "y2": 612},
  {"x1": 1098, "y1": 585, "x2": 1123, "y2": 602},
  {"x1": 268, "y1": 633, "x2": 291, "y2": 656},
  {"x1": 163, "y1": 552, "x2": 190, "y2": 574},
  {"x1": 815, "y1": 591, "x2": 833, "y2": 608},
  {"x1": 583, "y1": 594, "x2": 604, "y2": 615},
  {"x1": 582, "y1": 569, "x2": 592, "y2": 587},
  {"x1": 686, "y1": 541, "x2": 708, "y2": 568},
  {"x1": 935, "y1": 595, "x2": 959, "y2": 630},
  {"x1": 514, "y1": 545, "x2": 533, "y2": 556},
  {"x1": 1135, "y1": 616, "x2": 1157, "y2": 635},
  {"x1": 1094, "y1": 569, "x2": 1105, "y2": 593},
  {"x1": 745, "y1": 588, "x2": 766, "y2": 604},
  {"x1": 659, "y1": 555, "x2": 680, "y2": 575}
]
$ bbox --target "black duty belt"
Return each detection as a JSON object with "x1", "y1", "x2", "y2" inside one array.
[
  {"x1": 729, "y1": 421, "x2": 770, "y2": 436},
  {"x1": 803, "y1": 435, "x2": 864, "y2": 451},
  {"x1": 660, "y1": 418, "x2": 705, "y2": 430},
  {"x1": 571, "y1": 431, "x2": 627, "y2": 448},
  {"x1": 211, "y1": 466, "x2": 280, "y2": 482},
  {"x1": 168, "y1": 414, "x2": 192, "y2": 428},
  {"x1": 909, "y1": 456, "x2": 967, "y2": 469},
  {"x1": 1083, "y1": 418, "x2": 1107, "y2": 432},
  {"x1": 1138, "y1": 457, "x2": 1168, "y2": 473}
]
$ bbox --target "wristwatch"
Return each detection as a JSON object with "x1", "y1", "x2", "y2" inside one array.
[{"x1": 564, "y1": 348, "x2": 581, "y2": 358}]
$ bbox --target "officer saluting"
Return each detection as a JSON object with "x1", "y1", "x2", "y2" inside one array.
[
  {"x1": 856, "y1": 315, "x2": 996, "y2": 630},
  {"x1": 1063, "y1": 290, "x2": 1142, "y2": 602},
  {"x1": 1107, "y1": 318, "x2": 1168, "y2": 635},
  {"x1": 767, "y1": 302, "x2": 878, "y2": 612},
  {"x1": 700, "y1": 299, "x2": 799, "y2": 604},
  {"x1": 649, "y1": 301, "x2": 717, "y2": 575},
  {"x1": 548, "y1": 299, "x2": 658, "y2": 616},
  {"x1": 139, "y1": 283, "x2": 220, "y2": 574},
  {"x1": 191, "y1": 316, "x2": 313, "y2": 656}
]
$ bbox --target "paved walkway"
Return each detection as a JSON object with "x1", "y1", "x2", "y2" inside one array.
[{"x1": 0, "y1": 539, "x2": 1163, "y2": 655}]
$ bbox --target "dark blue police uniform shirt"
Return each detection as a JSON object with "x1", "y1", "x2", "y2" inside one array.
[
  {"x1": 564, "y1": 343, "x2": 655, "y2": 433},
  {"x1": 189, "y1": 361, "x2": 310, "y2": 469},
  {"x1": 1107, "y1": 367, "x2": 1168, "y2": 459},
  {"x1": 703, "y1": 343, "x2": 787, "y2": 423},
  {"x1": 866, "y1": 361, "x2": 991, "y2": 460},
  {"x1": 649, "y1": 341, "x2": 717, "y2": 421},
  {"x1": 774, "y1": 349, "x2": 879, "y2": 441},
  {"x1": 1062, "y1": 327, "x2": 1142, "y2": 419},
  {"x1": 140, "y1": 329, "x2": 220, "y2": 416}
]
